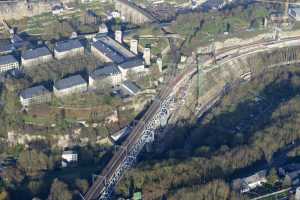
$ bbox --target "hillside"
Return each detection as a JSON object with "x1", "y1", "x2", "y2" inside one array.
[{"x1": 116, "y1": 64, "x2": 300, "y2": 199}]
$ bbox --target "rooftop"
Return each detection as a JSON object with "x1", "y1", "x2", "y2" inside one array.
[
  {"x1": 96, "y1": 36, "x2": 135, "y2": 59},
  {"x1": 92, "y1": 40, "x2": 125, "y2": 64},
  {"x1": 90, "y1": 64, "x2": 121, "y2": 80},
  {"x1": 242, "y1": 170, "x2": 267, "y2": 185},
  {"x1": 62, "y1": 150, "x2": 77, "y2": 155},
  {"x1": 20, "y1": 85, "x2": 50, "y2": 99},
  {"x1": 0, "y1": 54, "x2": 18, "y2": 65},
  {"x1": 121, "y1": 80, "x2": 141, "y2": 95},
  {"x1": 54, "y1": 75, "x2": 87, "y2": 90},
  {"x1": 118, "y1": 58, "x2": 144, "y2": 70},
  {"x1": 54, "y1": 39, "x2": 83, "y2": 53},
  {"x1": 22, "y1": 47, "x2": 51, "y2": 60}
]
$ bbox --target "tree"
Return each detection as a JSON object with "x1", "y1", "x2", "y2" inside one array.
[
  {"x1": 2, "y1": 167, "x2": 24, "y2": 186},
  {"x1": 283, "y1": 176, "x2": 292, "y2": 188},
  {"x1": 18, "y1": 149, "x2": 53, "y2": 177},
  {"x1": 0, "y1": 190, "x2": 9, "y2": 200},
  {"x1": 75, "y1": 179, "x2": 89, "y2": 194},
  {"x1": 48, "y1": 179, "x2": 72, "y2": 200},
  {"x1": 27, "y1": 180, "x2": 44, "y2": 196},
  {"x1": 267, "y1": 168, "x2": 278, "y2": 185}
]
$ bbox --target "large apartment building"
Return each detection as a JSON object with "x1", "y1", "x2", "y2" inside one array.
[
  {"x1": 91, "y1": 35, "x2": 136, "y2": 64},
  {"x1": 21, "y1": 47, "x2": 52, "y2": 67},
  {"x1": 54, "y1": 39, "x2": 84, "y2": 60},
  {"x1": 53, "y1": 75, "x2": 88, "y2": 97},
  {"x1": 89, "y1": 64, "x2": 122, "y2": 88},
  {"x1": 118, "y1": 58, "x2": 145, "y2": 78},
  {"x1": 0, "y1": 54, "x2": 19, "y2": 73},
  {"x1": 19, "y1": 85, "x2": 52, "y2": 107},
  {"x1": 91, "y1": 40, "x2": 125, "y2": 63}
]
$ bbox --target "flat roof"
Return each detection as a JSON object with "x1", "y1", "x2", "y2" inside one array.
[
  {"x1": 96, "y1": 36, "x2": 135, "y2": 58},
  {"x1": 54, "y1": 74, "x2": 87, "y2": 90},
  {"x1": 54, "y1": 39, "x2": 83, "y2": 52},
  {"x1": 118, "y1": 58, "x2": 144, "y2": 70},
  {"x1": 91, "y1": 64, "x2": 121, "y2": 80},
  {"x1": 122, "y1": 80, "x2": 141, "y2": 95},
  {"x1": 20, "y1": 85, "x2": 50, "y2": 99},
  {"x1": 0, "y1": 54, "x2": 18, "y2": 65},
  {"x1": 92, "y1": 40, "x2": 125, "y2": 64},
  {"x1": 22, "y1": 47, "x2": 51, "y2": 60},
  {"x1": 62, "y1": 150, "x2": 77, "y2": 155}
]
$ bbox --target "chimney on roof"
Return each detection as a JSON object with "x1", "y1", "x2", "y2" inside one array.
[
  {"x1": 115, "y1": 30, "x2": 122, "y2": 43},
  {"x1": 156, "y1": 57, "x2": 163, "y2": 73},
  {"x1": 143, "y1": 47, "x2": 151, "y2": 66},
  {"x1": 130, "y1": 39, "x2": 138, "y2": 55}
]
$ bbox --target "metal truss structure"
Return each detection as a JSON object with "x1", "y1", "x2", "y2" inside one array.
[{"x1": 97, "y1": 95, "x2": 176, "y2": 200}]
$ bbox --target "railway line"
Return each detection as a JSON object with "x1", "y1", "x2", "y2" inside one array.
[{"x1": 83, "y1": 35, "x2": 300, "y2": 200}]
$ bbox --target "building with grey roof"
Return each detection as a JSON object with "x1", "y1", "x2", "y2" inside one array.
[
  {"x1": 89, "y1": 64, "x2": 122, "y2": 88},
  {"x1": 54, "y1": 39, "x2": 84, "y2": 60},
  {"x1": 120, "y1": 80, "x2": 141, "y2": 96},
  {"x1": 21, "y1": 47, "x2": 52, "y2": 67},
  {"x1": 19, "y1": 85, "x2": 52, "y2": 107},
  {"x1": 91, "y1": 40, "x2": 125, "y2": 64},
  {"x1": 118, "y1": 58, "x2": 145, "y2": 78},
  {"x1": 53, "y1": 74, "x2": 88, "y2": 97},
  {"x1": 95, "y1": 36, "x2": 135, "y2": 59},
  {"x1": 0, "y1": 54, "x2": 19, "y2": 73},
  {"x1": 232, "y1": 170, "x2": 267, "y2": 193}
]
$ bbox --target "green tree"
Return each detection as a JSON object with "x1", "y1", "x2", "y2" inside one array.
[
  {"x1": 48, "y1": 179, "x2": 72, "y2": 200},
  {"x1": 2, "y1": 167, "x2": 24, "y2": 186},
  {"x1": 18, "y1": 149, "x2": 53, "y2": 177},
  {"x1": 0, "y1": 189, "x2": 9, "y2": 200},
  {"x1": 267, "y1": 168, "x2": 278, "y2": 185},
  {"x1": 75, "y1": 179, "x2": 89, "y2": 194}
]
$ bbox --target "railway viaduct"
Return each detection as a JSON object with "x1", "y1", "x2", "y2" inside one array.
[
  {"x1": 83, "y1": 35, "x2": 300, "y2": 199},
  {"x1": 114, "y1": 0, "x2": 155, "y2": 24}
]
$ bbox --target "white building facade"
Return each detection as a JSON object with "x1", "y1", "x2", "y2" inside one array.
[
  {"x1": 53, "y1": 75, "x2": 88, "y2": 97},
  {"x1": 0, "y1": 55, "x2": 19, "y2": 73}
]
